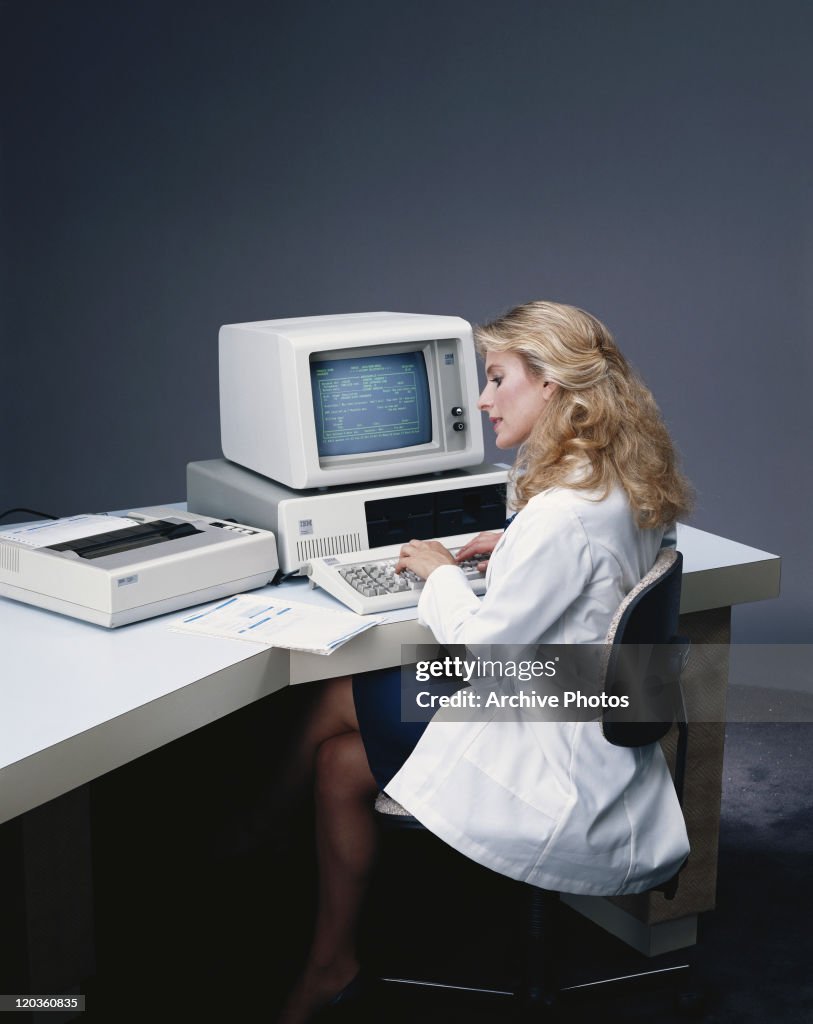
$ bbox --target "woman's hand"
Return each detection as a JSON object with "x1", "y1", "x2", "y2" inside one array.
[
  {"x1": 395, "y1": 539, "x2": 457, "y2": 580},
  {"x1": 453, "y1": 531, "x2": 503, "y2": 573}
]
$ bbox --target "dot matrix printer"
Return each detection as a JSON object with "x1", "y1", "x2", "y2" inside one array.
[{"x1": 0, "y1": 507, "x2": 279, "y2": 627}]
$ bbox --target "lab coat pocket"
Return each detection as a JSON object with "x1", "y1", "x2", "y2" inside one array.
[{"x1": 462, "y1": 719, "x2": 576, "y2": 824}]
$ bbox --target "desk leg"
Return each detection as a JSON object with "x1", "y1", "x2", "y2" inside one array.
[{"x1": 0, "y1": 786, "x2": 94, "y2": 1020}]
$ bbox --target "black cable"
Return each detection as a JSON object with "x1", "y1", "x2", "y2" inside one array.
[
  {"x1": 272, "y1": 569, "x2": 301, "y2": 586},
  {"x1": 0, "y1": 507, "x2": 60, "y2": 523}
]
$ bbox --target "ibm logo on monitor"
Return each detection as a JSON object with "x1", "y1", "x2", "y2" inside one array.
[{"x1": 444, "y1": 353, "x2": 455, "y2": 365}]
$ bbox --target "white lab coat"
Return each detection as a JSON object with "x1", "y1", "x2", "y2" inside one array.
[{"x1": 385, "y1": 483, "x2": 690, "y2": 895}]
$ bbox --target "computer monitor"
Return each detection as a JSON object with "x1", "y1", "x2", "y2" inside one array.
[{"x1": 219, "y1": 312, "x2": 485, "y2": 489}]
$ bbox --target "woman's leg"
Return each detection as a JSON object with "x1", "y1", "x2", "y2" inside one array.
[
  {"x1": 278, "y1": 728, "x2": 380, "y2": 1024},
  {"x1": 276, "y1": 675, "x2": 361, "y2": 812}
]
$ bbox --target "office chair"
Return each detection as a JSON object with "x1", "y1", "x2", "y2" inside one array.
[{"x1": 373, "y1": 548, "x2": 698, "y2": 1018}]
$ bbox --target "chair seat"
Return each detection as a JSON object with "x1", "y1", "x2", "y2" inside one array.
[
  {"x1": 375, "y1": 791, "x2": 683, "y2": 897},
  {"x1": 374, "y1": 791, "x2": 425, "y2": 830}
]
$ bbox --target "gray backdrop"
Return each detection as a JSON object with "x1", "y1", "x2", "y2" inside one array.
[{"x1": 2, "y1": 0, "x2": 810, "y2": 643}]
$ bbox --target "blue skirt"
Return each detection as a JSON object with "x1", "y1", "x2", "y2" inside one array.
[
  {"x1": 353, "y1": 662, "x2": 466, "y2": 788},
  {"x1": 353, "y1": 667, "x2": 430, "y2": 789}
]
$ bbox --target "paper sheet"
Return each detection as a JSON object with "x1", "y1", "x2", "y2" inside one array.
[
  {"x1": 171, "y1": 593, "x2": 386, "y2": 654},
  {"x1": 0, "y1": 514, "x2": 137, "y2": 548}
]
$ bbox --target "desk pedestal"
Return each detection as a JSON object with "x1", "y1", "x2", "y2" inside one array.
[{"x1": 564, "y1": 606, "x2": 731, "y2": 955}]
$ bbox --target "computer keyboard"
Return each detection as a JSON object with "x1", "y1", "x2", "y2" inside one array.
[{"x1": 303, "y1": 533, "x2": 488, "y2": 615}]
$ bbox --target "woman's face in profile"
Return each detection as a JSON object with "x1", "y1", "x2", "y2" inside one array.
[{"x1": 477, "y1": 350, "x2": 557, "y2": 449}]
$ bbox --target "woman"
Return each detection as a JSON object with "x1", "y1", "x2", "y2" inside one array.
[{"x1": 278, "y1": 301, "x2": 693, "y2": 1024}]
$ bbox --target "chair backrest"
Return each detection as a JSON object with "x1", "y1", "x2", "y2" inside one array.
[{"x1": 601, "y1": 549, "x2": 686, "y2": 748}]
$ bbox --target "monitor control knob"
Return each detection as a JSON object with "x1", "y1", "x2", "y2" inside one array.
[
  {"x1": 453, "y1": 421, "x2": 465, "y2": 432},
  {"x1": 451, "y1": 407, "x2": 464, "y2": 417}
]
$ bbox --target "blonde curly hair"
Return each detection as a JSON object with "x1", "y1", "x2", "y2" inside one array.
[{"x1": 475, "y1": 301, "x2": 693, "y2": 528}]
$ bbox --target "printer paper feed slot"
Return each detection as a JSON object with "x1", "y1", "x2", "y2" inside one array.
[{"x1": 47, "y1": 520, "x2": 203, "y2": 560}]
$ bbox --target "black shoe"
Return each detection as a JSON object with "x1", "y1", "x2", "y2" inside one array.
[{"x1": 313, "y1": 972, "x2": 374, "y2": 1019}]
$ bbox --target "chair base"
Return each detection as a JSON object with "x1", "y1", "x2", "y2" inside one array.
[
  {"x1": 373, "y1": 798, "x2": 703, "y2": 1019},
  {"x1": 376, "y1": 887, "x2": 701, "y2": 1019},
  {"x1": 380, "y1": 961, "x2": 702, "y2": 1019}
]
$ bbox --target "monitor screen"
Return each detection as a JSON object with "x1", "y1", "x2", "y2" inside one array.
[{"x1": 310, "y1": 351, "x2": 432, "y2": 458}]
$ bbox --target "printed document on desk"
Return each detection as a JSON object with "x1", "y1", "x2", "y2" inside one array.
[{"x1": 171, "y1": 593, "x2": 386, "y2": 654}]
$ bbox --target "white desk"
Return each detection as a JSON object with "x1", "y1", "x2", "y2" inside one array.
[
  {"x1": 0, "y1": 522, "x2": 779, "y2": 997},
  {"x1": 0, "y1": 523, "x2": 779, "y2": 827}
]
